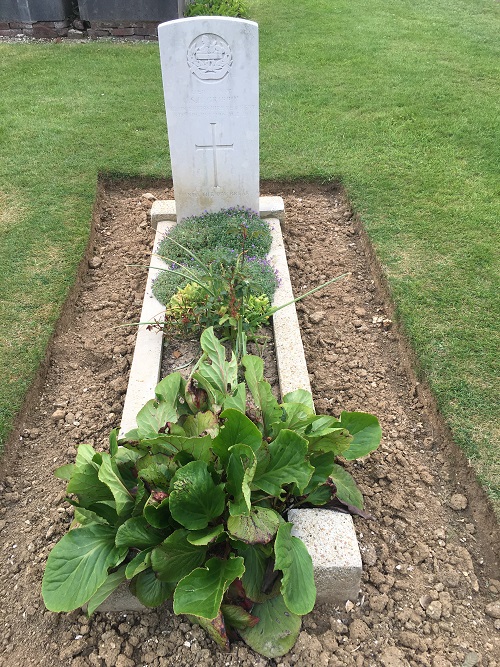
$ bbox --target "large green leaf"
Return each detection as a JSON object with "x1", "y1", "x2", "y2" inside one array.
[
  {"x1": 87, "y1": 500, "x2": 118, "y2": 525},
  {"x1": 190, "y1": 371, "x2": 225, "y2": 409},
  {"x1": 86, "y1": 565, "x2": 127, "y2": 616},
  {"x1": 253, "y1": 430, "x2": 313, "y2": 497},
  {"x1": 131, "y1": 568, "x2": 175, "y2": 608},
  {"x1": 73, "y1": 507, "x2": 110, "y2": 527},
  {"x1": 198, "y1": 327, "x2": 238, "y2": 395},
  {"x1": 75, "y1": 443, "x2": 98, "y2": 467},
  {"x1": 131, "y1": 479, "x2": 147, "y2": 517},
  {"x1": 227, "y1": 507, "x2": 280, "y2": 544},
  {"x1": 154, "y1": 371, "x2": 184, "y2": 406},
  {"x1": 136, "y1": 458, "x2": 171, "y2": 490},
  {"x1": 98, "y1": 453, "x2": 134, "y2": 516},
  {"x1": 169, "y1": 460, "x2": 225, "y2": 530},
  {"x1": 134, "y1": 435, "x2": 177, "y2": 454},
  {"x1": 109, "y1": 429, "x2": 119, "y2": 457},
  {"x1": 329, "y1": 463, "x2": 364, "y2": 509},
  {"x1": 239, "y1": 594, "x2": 301, "y2": 658},
  {"x1": 274, "y1": 523, "x2": 315, "y2": 615},
  {"x1": 136, "y1": 398, "x2": 178, "y2": 440},
  {"x1": 242, "y1": 356, "x2": 282, "y2": 436},
  {"x1": 304, "y1": 416, "x2": 352, "y2": 456},
  {"x1": 306, "y1": 428, "x2": 352, "y2": 456},
  {"x1": 187, "y1": 525, "x2": 224, "y2": 545},
  {"x1": 304, "y1": 484, "x2": 332, "y2": 506},
  {"x1": 272, "y1": 403, "x2": 315, "y2": 436},
  {"x1": 147, "y1": 434, "x2": 213, "y2": 463},
  {"x1": 282, "y1": 388, "x2": 315, "y2": 413},
  {"x1": 303, "y1": 451, "x2": 336, "y2": 495},
  {"x1": 241, "y1": 353, "x2": 264, "y2": 383},
  {"x1": 42, "y1": 525, "x2": 127, "y2": 612},
  {"x1": 226, "y1": 444, "x2": 257, "y2": 516},
  {"x1": 151, "y1": 529, "x2": 207, "y2": 583},
  {"x1": 115, "y1": 516, "x2": 167, "y2": 550},
  {"x1": 173, "y1": 556, "x2": 245, "y2": 620},
  {"x1": 125, "y1": 549, "x2": 152, "y2": 580},
  {"x1": 223, "y1": 382, "x2": 246, "y2": 413},
  {"x1": 338, "y1": 411, "x2": 382, "y2": 460},
  {"x1": 114, "y1": 446, "x2": 142, "y2": 466},
  {"x1": 143, "y1": 495, "x2": 171, "y2": 529},
  {"x1": 212, "y1": 409, "x2": 262, "y2": 463},
  {"x1": 54, "y1": 463, "x2": 75, "y2": 480},
  {"x1": 305, "y1": 415, "x2": 343, "y2": 436},
  {"x1": 238, "y1": 543, "x2": 273, "y2": 602},
  {"x1": 183, "y1": 411, "x2": 219, "y2": 438},
  {"x1": 66, "y1": 463, "x2": 114, "y2": 507}
]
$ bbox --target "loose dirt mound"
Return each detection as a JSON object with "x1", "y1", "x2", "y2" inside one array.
[{"x1": 0, "y1": 180, "x2": 498, "y2": 667}]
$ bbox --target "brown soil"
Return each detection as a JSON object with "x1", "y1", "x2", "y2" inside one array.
[{"x1": 0, "y1": 179, "x2": 499, "y2": 667}]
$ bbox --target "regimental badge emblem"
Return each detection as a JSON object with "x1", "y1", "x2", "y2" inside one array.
[{"x1": 187, "y1": 33, "x2": 233, "y2": 81}]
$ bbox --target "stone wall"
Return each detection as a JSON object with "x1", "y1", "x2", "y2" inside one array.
[
  {"x1": 0, "y1": 19, "x2": 162, "y2": 39},
  {"x1": 86, "y1": 21, "x2": 160, "y2": 39},
  {"x1": 0, "y1": 20, "x2": 73, "y2": 38}
]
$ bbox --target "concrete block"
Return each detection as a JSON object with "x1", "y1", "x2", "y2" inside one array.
[
  {"x1": 95, "y1": 510, "x2": 362, "y2": 613},
  {"x1": 267, "y1": 217, "x2": 311, "y2": 397},
  {"x1": 288, "y1": 509, "x2": 362, "y2": 605},
  {"x1": 259, "y1": 195, "x2": 285, "y2": 222},
  {"x1": 119, "y1": 219, "x2": 175, "y2": 437},
  {"x1": 150, "y1": 196, "x2": 285, "y2": 230},
  {"x1": 150, "y1": 199, "x2": 177, "y2": 229}
]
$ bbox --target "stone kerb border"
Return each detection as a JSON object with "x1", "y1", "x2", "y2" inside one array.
[{"x1": 113, "y1": 197, "x2": 362, "y2": 612}]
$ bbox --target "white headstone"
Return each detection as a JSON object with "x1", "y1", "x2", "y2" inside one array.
[{"x1": 158, "y1": 17, "x2": 259, "y2": 221}]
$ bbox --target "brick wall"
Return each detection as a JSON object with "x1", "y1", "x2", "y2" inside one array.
[
  {"x1": 87, "y1": 21, "x2": 159, "y2": 40},
  {"x1": 0, "y1": 20, "x2": 72, "y2": 38},
  {"x1": 0, "y1": 19, "x2": 161, "y2": 39}
]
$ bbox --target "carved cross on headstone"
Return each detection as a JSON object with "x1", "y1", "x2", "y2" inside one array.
[
  {"x1": 158, "y1": 17, "x2": 259, "y2": 220},
  {"x1": 195, "y1": 123, "x2": 234, "y2": 189}
]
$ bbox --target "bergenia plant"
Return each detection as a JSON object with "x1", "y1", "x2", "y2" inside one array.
[{"x1": 42, "y1": 328, "x2": 381, "y2": 658}]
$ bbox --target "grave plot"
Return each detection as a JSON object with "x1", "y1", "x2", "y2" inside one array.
[
  {"x1": 110, "y1": 17, "x2": 369, "y2": 621},
  {"x1": 45, "y1": 15, "x2": 500, "y2": 662},
  {"x1": 116, "y1": 197, "x2": 364, "y2": 615},
  {"x1": 1, "y1": 181, "x2": 498, "y2": 667}
]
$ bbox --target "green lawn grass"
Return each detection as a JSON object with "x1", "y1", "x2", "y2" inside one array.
[{"x1": 0, "y1": 0, "x2": 498, "y2": 510}]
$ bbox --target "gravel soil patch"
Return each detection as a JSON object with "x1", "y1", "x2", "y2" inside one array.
[{"x1": 0, "y1": 179, "x2": 498, "y2": 667}]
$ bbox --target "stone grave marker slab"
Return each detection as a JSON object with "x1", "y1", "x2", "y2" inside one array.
[{"x1": 158, "y1": 17, "x2": 259, "y2": 220}]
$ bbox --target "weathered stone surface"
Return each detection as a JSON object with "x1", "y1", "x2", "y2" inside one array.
[
  {"x1": 288, "y1": 509, "x2": 362, "y2": 604},
  {"x1": 448, "y1": 493, "x2": 468, "y2": 510},
  {"x1": 158, "y1": 17, "x2": 259, "y2": 220},
  {"x1": 485, "y1": 601, "x2": 500, "y2": 619}
]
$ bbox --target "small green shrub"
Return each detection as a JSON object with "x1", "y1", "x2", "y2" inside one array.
[
  {"x1": 184, "y1": 0, "x2": 250, "y2": 18},
  {"x1": 157, "y1": 208, "x2": 272, "y2": 264},
  {"x1": 152, "y1": 208, "x2": 277, "y2": 306}
]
